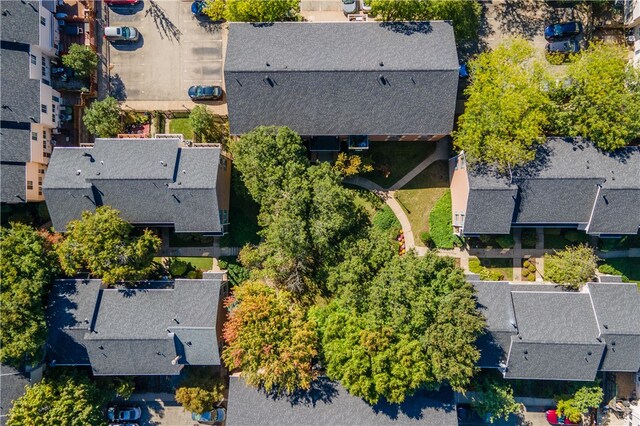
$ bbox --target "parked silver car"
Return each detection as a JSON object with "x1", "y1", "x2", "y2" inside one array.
[
  {"x1": 104, "y1": 26, "x2": 139, "y2": 42},
  {"x1": 342, "y1": 0, "x2": 357, "y2": 14}
]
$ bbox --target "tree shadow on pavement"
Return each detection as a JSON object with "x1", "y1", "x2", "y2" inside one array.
[
  {"x1": 109, "y1": 73, "x2": 127, "y2": 101},
  {"x1": 458, "y1": 3, "x2": 494, "y2": 61},
  {"x1": 145, "y1": 0, "x2": 182, "y2": 43},
  {"x1": 494, "y1": 0, "x2": 552, "y2": 40}
]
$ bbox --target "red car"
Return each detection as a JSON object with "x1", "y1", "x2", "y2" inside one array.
[
  {"x1": 546, "y1": 409, "x2": 579, "y2": 425},
  {"x1": 104, "y1": 0, "x2": 139, "y2": 5}
]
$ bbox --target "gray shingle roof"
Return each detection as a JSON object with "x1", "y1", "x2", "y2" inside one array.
[
  {"x1": 462, "y1": 138, "x2": 640, "y2": 235},
  {"x1": 225, "y1": 22, "x2": 458, "y2": 136},
  {"x1": 471, "y1": 280, "x2": 640, "y2": 380},
  {"x1": 227, "y1": 376, "x2": 458, "y2": 426},
  {"x1": 0, "y1": 1, "x2": 40, "y2": 46},
  {"x1": 0, "y1": 364, "x2": 31, "y2": 426},
  {"x1": 588, "y1": 283, "x2": 640, "y2": 372},
  {"x1": 511, "y1": 292, "x2": 601, "y2": 344},
  {"x1": 0, "y1": 163, "x2": 27, "y2": 203},
  {"x1": 43, "y1": 139, "x2": 225, "y2": 234},
  {"x1": 504, "y1": 341, "x2": 604, "y2": 381},
  {"x1": 46, "y1": 278, "x2": 223, "y2": 375},
  {"x1": 463, "y1": 189, "x2": 516, "y2": 235}
]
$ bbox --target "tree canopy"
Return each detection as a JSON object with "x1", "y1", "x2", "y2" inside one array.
[
  {"x1": 232, "y1": 127, "x2": 366, "y2": 293},
  {"x1": 224, "y1": 0, "x2": 299, "y2": 21},
  {"x1": 82, "y1": 96, "x2": 123, "y2": 138},
  {"x1": 314, "y1": 253, "x2": 485, "y2": 404},
  {"x1": 0, "y1": 223, "x2": 59, "y2": 366},
  {"x1": 7, "y1": 370, "x2": 109, "y2": 426},
  {"x1": 189, "y1": 105, "x2": 226, "y2": 143},
  {"x1": 61, "y1": 44, "x2": 99, "y2": 79},
  {"x1": 470, "y1": 377, "x2": 521, "y2": 423},
  {"x1": 557, "y1": 43, "x2": 640, "y2": 151},
  {"x1": 55, "y1": 206, "x2": 161, "y2": 284},
  {"x1": 369, "y1": 0, "x2": 481, "y2": 41},
  {"x1": 453, "y1": 38, "x2": 551, "y2": 173},
  {"x1": 222, "y1": 281, "x2": 318, "y2": 394},
  {"x1": 544, "y1": 244, "x2": 598, "y2": 290},
  {"x1": 556, "y1": 385, "x2": 603, "y2": 423},
  {"x1": 175, "y1": 368, "x2": 225, "y2": 414}
]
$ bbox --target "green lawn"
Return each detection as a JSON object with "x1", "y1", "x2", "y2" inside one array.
[
  {"x1": 365, "y1": 141, "x2": 437, "y2": 188},
  {"x1": 396, "y1": 161, "x2": 449, "y2": 247},
  {"x1": 345, "y1": 184, "x2": 384, "y2": 220},
  {"x1": 219, "y1": 171, "x2": 261, "y2": 248},
  {"x1": 168, "y1": 117, "x2": 194, "y2": 140},
  {"x1": 600, "y1": 258, "x2": 640, "y2": 283},
  {"x1": 154, "y1": 256, "x2": 213, "y2": 271}
]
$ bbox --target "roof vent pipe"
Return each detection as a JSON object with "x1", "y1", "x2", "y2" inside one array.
[{"x1": 171, "y1": 355, "x2": 181, "y2": 365}]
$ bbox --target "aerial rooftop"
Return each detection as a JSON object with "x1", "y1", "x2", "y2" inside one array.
[
  {"x1": 225, "y1": 21, "x2": 459, "y2": 137},
  {"x1": 43, "y1": 138, "x2": 228, "y2": 234}
]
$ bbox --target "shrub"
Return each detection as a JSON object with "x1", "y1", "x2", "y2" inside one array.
[
  {"x1": 523, "y1": 260, "x2": 531, "y2": 268},
  {"x1": 544, "y1": 244, "x2": 599, "y2": 289},
  {"x1": 546, "y1": 228, "x2": 562, "y2": 235},
  {"x1": 83, "y1": 97, "x2": 123, "y2": 138},
  {"x1": 480, "y1": 267, "x2": 503, "y2": 281},
  {"x1": 61, "y1": 44, "x2": 98, "y2": 79},
  {"x1": 496, "y1": 234, "x2": 515, "y2": 249},
  {"x1": 528, "y1": 262, "x2": 537, "y2": 273},
  {"x1": 546, "y1": 52, "x2": 566, "y2": 65},
  {"x1": 521, "y1": 229, "x2": 537, "y2": 249},
  {"x1": 169, "y1": 259, "x2": 190, "y2": 277},
  {"x1": 469, "y1": 257, "x2": 482, "y2": 273},
  {"x1": 372, "y1": 206, "x2": 400, "y2": 233},
  {"x1": 428, "y1": 191, "x2": 462, "y2": 249},
  {"x1": 522, "y1": 268, "x2": 530, "y2": 277},
  {"x1": 175, "y1": 369, "x2": 225, "y2": 414},
  {"x1": 479, "y1": 234, "x2": 495, "y2": 246}
]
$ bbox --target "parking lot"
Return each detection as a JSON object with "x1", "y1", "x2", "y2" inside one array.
[{"x1": 107, "y1": 0, "x2": 225, "y2": 111}]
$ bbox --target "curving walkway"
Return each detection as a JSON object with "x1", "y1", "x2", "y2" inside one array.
[{"x1": 345, "y1": 138, "x2": 450, "y2": 253}]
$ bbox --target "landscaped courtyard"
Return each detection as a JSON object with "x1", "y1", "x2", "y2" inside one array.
[{"x1": 365, "y1": 141, "x2": 437, "y2": 188}]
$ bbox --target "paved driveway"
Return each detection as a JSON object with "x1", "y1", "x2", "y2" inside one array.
[
  {"x1": 107, "y1": 0, "x2": 225, "y2": 110},
  {"x1": 128, "y1": 392, "x2": 194, "y2": 426}
]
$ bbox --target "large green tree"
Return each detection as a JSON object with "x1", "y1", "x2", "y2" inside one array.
[
  {"x1": 470, "y1": 377, "x2": 521, "y2": 423},
  {"x1": 556, "y1": 385, "x2": 603, "y2": 423},
  {"x1": 556, "y1": 43, "x2": 640, "y2": 150},
  {"x1": 314, "y1": 253, "x2": 485, "y2": 404},
  {"x1": 222, "y1": 281, "x2": 317, "y2": 394},
  {"x1": 224, "y1": 0, "x2": 299, "y2": 21},
  {"x1": 55, "y1": 206, "x2": 161, "y2": 284},
  {"x1": 453, "y1": 38, "x2": 551, "y2": 173},
  {"x1": 0, "y1": 223, "x2": 59, "y2": 366},
  {"x1": 189, "y1": 105, "x2": 226, "y2": 143},
  {"x1": 175, "y1": 368, "x2": 225, "y2": 414},
  {"x1": 369, "y1": 0, "x2": 481, "y2": 41},
  {"x1": 61, "y1": 44, "x2": 98, "y2": 79},
  {"x1": 544, "y1": 244, "x2": 598, "y2": 290},
  {"x1": 7, "y1": 370, "x2": 109, "y2": 426},
  {"x1": 83, "y1": 96, "x2": 123, "y2": 138},
  {"x1": 232, "y1": 127, "x2": 365, "y2": 293}
]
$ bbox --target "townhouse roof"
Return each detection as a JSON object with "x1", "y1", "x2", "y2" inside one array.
[
  {"x1": 463, "y1": 138, "x2": 640, "y2": 235},
  {"x1": 0, "y1": 364, "x2": 31, "y2": 426},
  {"x1": 0, "y1": 1, "x2": 40, "y2": 46},
  {"x1": 226, "y1": 376, "x2": 459, "y2": 426},
  {"x1": 224, "y1": 22, "x2": 459, "y2": 136},
  {"x1": 0, "y1": 163, "x2": 27, "y2": 203},
  {"x1": 43, "y1": 139, "x2": 225, "y2": 234},
  {"x1": 472, "y1": 280, "x2": 638, "y2": 381},
  {"x1": 46, "y1": 277, "x2": 223, "y2": 376}
]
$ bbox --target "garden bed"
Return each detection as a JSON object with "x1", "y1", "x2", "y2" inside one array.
[
  {"x1": 428, "y1": 190, "x2": 463, "y2": 249},
  {"x1": 520, "y1": 258, "x2": 538, "y2": 282},
  {"x1": 521, "y1": 228, "x2": 537, "y2": 249},
  {"x1": 396, "y1": 161, "x2": 449, "y2": 248},
  {"x1": 599, "y1": 258, "x2": 640, "y2": 284},
  {"x1": 468, "y1": 234, "x2": 515, "y2": 249},
  {"x1": 169, "y1": 232, "x2": 214, "y2": 248},
  {"x1": 364, "y1": 141, "x2": 436, "y2": 188},
  {"x1": 469, "y1": 257, "x2": 513, "y2": 281},
  {"x1": 219, "y1": 171, "x2": 261, "y2": 248}
]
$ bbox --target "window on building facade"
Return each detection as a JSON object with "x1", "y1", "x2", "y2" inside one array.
[
  {"x1": 27, "y1": 181, "x2": 33, "y2": 190},
  {"x1": 30, "y1": 54, "x2": 37, "y2": 64},
  {"x1": 41, "y1": 104, "x2": 47, "y2": 113},
  {"x1": 40, "y1": 16, "x2": 46, "y2": 26},
  {"x1": 32, "y1": 132, "x2": 38, "y2": 141}
]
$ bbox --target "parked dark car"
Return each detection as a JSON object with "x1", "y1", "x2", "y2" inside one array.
[
  {"x1": 544, "y1": 21, "x2": 582, "y2": 41},
  {"x1": 107, "y1": 405, "x2": 142, "y2": 422},
  {"x1": 192, "y1": 408, "x2": 226, "y2": 425},
  {"x1": 545, "y1": 38, "x2": 580, "y2": 54},
  {"x1": 188, "y1": 85, "x2": 223, "y2": 101},
  {"x1": 545, "y1": 409, "x2": 578, "y2": 425}
]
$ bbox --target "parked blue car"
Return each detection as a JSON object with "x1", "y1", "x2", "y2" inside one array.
[{"x1": 544, "y1": 22, "x2": 582, "y2": 41}]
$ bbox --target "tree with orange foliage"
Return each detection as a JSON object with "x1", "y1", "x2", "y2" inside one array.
[{"x1": 222, "y1": 281, "x2": 317, "y2": 394}]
